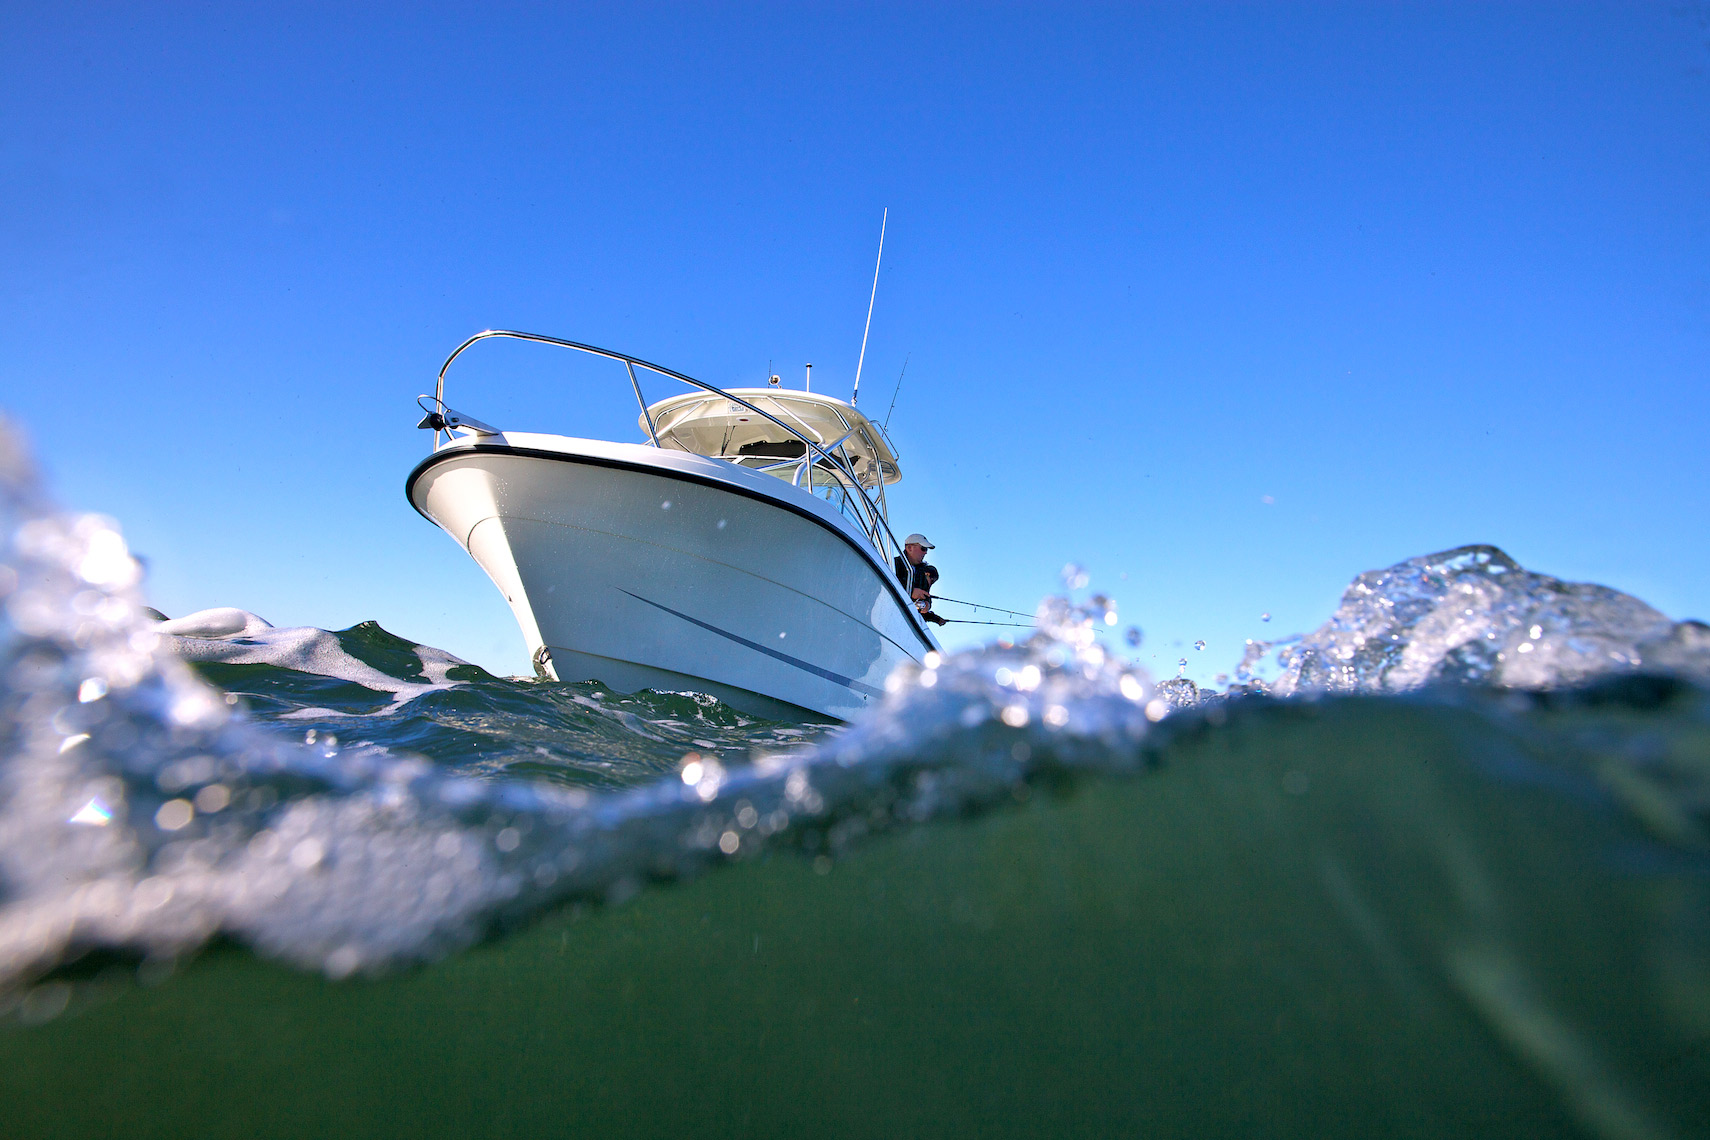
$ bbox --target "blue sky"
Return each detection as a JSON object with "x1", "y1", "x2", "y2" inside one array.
[{"x1": 4, "y1": 3, "x2": 1708, "y2": 684}]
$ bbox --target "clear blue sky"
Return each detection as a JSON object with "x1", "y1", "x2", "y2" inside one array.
[{"x1": 5, "y1": 3, "x2": 1707, "y2": 684}]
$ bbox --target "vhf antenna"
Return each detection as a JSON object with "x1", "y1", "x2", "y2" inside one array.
[{"x1": 851, "y1": 207, "x2": 887, "y2": 406}]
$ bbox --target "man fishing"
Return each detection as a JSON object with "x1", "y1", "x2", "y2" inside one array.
[{"x1": 895, "y1": 533, "x2": 948, "y2": 626}]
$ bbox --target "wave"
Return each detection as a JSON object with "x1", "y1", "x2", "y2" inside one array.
[
  {"x1": 163, "y1": 608, "x2": 823, "y2": 787},
  {"x1": 5, "y1": 417, "x2": 1710, "y2": 1137},
  {"x1": 1236, "y1": 544, "x2": 1710, "y2": 696},
  {"x1": 0, "y1": 414, "x2": 1161, "y2": 990},
  {"x1": 6, "y1": 409, "x2": 1710, "y2": 990}
]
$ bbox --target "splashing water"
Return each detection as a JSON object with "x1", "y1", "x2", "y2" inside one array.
[
  {"x1": 10, "y1": 395, "x2": 1710, "y2": 1004},
  {"x1": 0, "y1": 419, "x2": 1164, "y2": 991},
  {"x1": 7, "y1": 416, "x2": 1710, "y2": 1139},
  {"x1": 1234, "y1": 545, "x2": 1710, "y2": 697}
]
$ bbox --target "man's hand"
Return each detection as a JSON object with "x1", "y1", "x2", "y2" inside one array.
[{"x1": 912, "y1": 588, "x2": 928, "y2": 601}]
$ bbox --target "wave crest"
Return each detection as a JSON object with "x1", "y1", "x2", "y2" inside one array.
[{"x1": 1238, "y1": 544, "x2": 1710, "y2": 696}]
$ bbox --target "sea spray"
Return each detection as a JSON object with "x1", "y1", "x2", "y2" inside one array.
[{"x1": 1235, "y1": 544, "x2": 1710, "y2": 695}]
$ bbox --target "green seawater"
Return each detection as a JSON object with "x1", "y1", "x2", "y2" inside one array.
[
  {"x1": 6, "y1": 689, "x2": 1706, "y2": 1139},
  {"x1": 189, "y1": 620, "x2": 832, "y2": 788}
]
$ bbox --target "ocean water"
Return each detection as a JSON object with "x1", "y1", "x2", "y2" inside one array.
[{"x1": 2, "y1": 420, "x2": 1709, "y2": 1139}]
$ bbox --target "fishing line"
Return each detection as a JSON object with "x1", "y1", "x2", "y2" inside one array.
[
  {"x1": 932, "y1": 596, "x2": 1037, "y2": 619},
  {"x1": 935, "y1": 618, "x2": 1035, "y2": 627}
]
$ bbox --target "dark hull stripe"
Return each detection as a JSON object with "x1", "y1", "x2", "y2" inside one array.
[{"x1": 618, "y1": 590, "x2": 886, "y2": 699}]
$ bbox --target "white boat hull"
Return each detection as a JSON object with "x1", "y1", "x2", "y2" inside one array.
[{"x1": 407, "y1": 433, "x2": 937, "y2": 721}]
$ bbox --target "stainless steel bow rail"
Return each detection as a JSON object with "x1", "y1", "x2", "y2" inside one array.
[{"x1": 418, "y1": 329, "x2": 913, "y2": 569}]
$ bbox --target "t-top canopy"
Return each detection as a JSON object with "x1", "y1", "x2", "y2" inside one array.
[{"x1": 641, "y1": 388, "x2": 902, "y2": 487}]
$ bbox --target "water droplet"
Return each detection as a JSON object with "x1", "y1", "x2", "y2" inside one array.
[
  {"x1": 1260, "y1": 613, "x2": 1271, "y2": 622},
  {"x1": 154, "y1": 799, "x2": 194, "y2": 831},
  {"x1": 1177, "y1": 658, "x2": 1188, "y2": 675},
  {"x1": 1124, "y1": 626, "x2": 1143, "y2": 647},
  {"x1": 1060, "y1": 563, "x2": 1089, "y2": 590},
  {"x1": 1193, "y1": 640, "x2": 1206, "y2": 651},
  {"x1": 194, "y1": 784, "x2": 230, "y2": 813}
]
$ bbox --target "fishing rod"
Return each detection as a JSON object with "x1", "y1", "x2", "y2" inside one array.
[
  {"x1": 934, "y1": 617, "x2": 1035, "y2": 627},
  {"x1": 932, "y1": 596, "x2": 1037, "y2": 620},
  {"x1": 883, "y1": 353, "x2": 910, "y2": 432}
]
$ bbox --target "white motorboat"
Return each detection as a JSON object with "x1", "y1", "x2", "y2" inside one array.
[{"x1": 407, "y1": 330, "x2": 940, "y2": 722}]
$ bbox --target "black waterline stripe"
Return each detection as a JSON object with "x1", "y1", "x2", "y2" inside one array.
[{"x1": 619, "y1": 590, "x2": 886, "y2": 699}]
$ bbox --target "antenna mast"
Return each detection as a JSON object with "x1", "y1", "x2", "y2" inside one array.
[{"x1": 851, "y1": 207, "x2": 887, "y2": 405}]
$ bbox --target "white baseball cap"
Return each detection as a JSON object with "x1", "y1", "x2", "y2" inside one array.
[{"x1": 903, "y1": 533, "x2": 935, "y2": 549}]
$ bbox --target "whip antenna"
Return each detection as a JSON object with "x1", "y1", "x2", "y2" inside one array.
[{"x1": 851, "y1": 207, "x2": 887, "y2": 405}]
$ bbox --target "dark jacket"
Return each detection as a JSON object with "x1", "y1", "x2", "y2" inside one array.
[{"x1": 894, "y1": 556, "x2": 939, "y2": 598}]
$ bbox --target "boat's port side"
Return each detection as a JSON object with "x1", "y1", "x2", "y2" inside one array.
[{"x1": 409, "y1": 440, "x2": 933, "y2": 721}]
